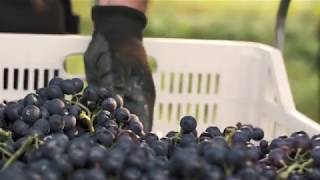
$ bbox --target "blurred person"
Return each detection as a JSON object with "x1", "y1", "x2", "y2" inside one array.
[{"x1": 0, "y1": 0, "x2": 155, "y2": 131}]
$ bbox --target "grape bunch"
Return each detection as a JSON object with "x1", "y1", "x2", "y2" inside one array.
[{"x1": 0, "y1": 77, "x2": 319, "y2": 180}]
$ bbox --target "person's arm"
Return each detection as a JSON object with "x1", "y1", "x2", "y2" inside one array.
[
  {"x1": 97, "y1": 0, "x2": 148, "y2": 13},
  {"x1": 84, "y1": 0, "x2": 155, "y2": 132}
]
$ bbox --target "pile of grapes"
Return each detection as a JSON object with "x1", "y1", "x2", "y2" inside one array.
[{"x1": 0, "y1": 77, "x2": 319, "y2": 180}]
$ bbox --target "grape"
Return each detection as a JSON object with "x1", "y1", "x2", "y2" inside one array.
[
  {"x1": 180, "y1": 116, "x2": 197, "y2": 133},
  {"x1": 46, "y1": 85, "x2": 64, "y2": 99},
  {"x1": 252, "y1": 127, "x2": 264, "y2": 141},
  {"x1": 93, "y1": 128, "x2": 114, "y2": 147},
  {"x1": 86, "y1": 168, "x2": 106, "y2": 180},
  {"x1": 49, "y1": 114, "x2": 65, "y2": 132},
  {"x1": 61, "y1": 79, "x2": 76, "y2": 95},
  {"x1": 32, "y1": 118, "x2": 50, "y2": 135},
  {"x1": 113, "y1": 94, "x2": 124, "y2": 108},
  {"x1": 115, "y1": 107, "x2": 130, "y2": 124},
  {"x1": 0, "y1": 77, "x2": 319, "y2": 180},
  {"x1": 5, "y1": 102, "x2": 23, "y2": 122},
  {"x1": 44, "y1": 99, "x2": 65, "y2": 115},
  {"x1": 205, "y1": 126, "x2": 222, "y2": 137},
  {"x1": 232, "y1": 130, "x2": 250, "y2": 144},
  {"x1": 121, "y1": 167, "x2": 142, "y2": 180},
  {"x1": 12, "y1": 119, "x2": 30, "y2": 138},
  {"x1": 101, "y1": 97, "x2": 117, "y2": 114},
  {"x1": 127, "y1": 114, "x2": 144, "y2": 136},
  {"x1": 94, "y1": 110, "x2": 111, "y2": 125},
  {"x1": 36, "y1": 88, "x2": 48, "y2": 100},
  {"x1": 62, "y1": 115, "x2": 76, "y2": 130},
  {"x1": 88, "y1": 145, "x2": 107, "y2": 165},
  {"x1": 68, "y1": 105, "x2": 81, "y2": 119},
  {"x1": 71, "y1": 78, "x2": 84, "y2": 94},
  {"x1": 97, "y1": 87, "x2": 112, "y2": 99},
  {"x1": 22, "y1": 105, "x2": 41, "y2": 125},
  {"x1": 48, "y1": 77, "x2": 63, "y2": 87},
  {"x1": 23, "y1": 93, "x2": 40, "y2": 106},
  {"x1": 83, "y1": 86, "x2": 98, "y2": 101}
]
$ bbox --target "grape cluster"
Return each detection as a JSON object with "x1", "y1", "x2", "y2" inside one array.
[{"x1": 0, "y1": 77, "x2": 319, "y2": 180}]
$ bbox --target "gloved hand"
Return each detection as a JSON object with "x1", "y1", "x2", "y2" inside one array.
[{"x1": 84, "y1": 6, "x2": 155, "y2": 132}]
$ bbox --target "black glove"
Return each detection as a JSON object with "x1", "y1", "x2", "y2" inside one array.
[{"x1": 84, "y1": 6, "x2": 155, "y2": 132}]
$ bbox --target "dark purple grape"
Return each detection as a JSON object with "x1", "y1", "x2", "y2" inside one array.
[
  {"x1": 246, "y1": 143, "x2": 260, "y2": 162},
  {"x1": 68, "y1": 148, "x2": 88, "y2": 168},
  {"x1": 61, "y1": 79, "x2": 76, "y2": 95},
  {"x1": 306, "y1": 168, "x2": 320, "y2": 180},
  {"x1": 180, "y1": 132, "x2": 197, "y2": 147},
  {"x1": 237, "y1": 167, "x2": 259, "y2": 180},
  {"x1": 31, "y1": 118, "x2": 50, "y2": 136},
  {"x1": 41, "y1": 133, "x2": 69, "y2": 159},
  {"x1": 226, "y1": 145, "x2": 246, "y2": 167},
  {"x1": 150, "y1": 140, "x2": 168, "y2": 157},
  {"x1": 252, "y1": 127, "x2": 264, "y2": 141},
  {"x1": 23, "y1": 93, "x2": 40, "y2": 106},
  {"x1": 127, "y1": 114, "x2": 144, "y2": 136},
  {"x1": 292, "y1": 132, "x2": 311, "y2": 150},
  {"x1": 94, "y1": 110, "x2": 111, "y2": 125},
  {"x1": 68, "y1": 105, "x2": 81, "y2": 119},
  {"x1": 113, "y1": 94, "x2": 124, "y2": 108},
  {"x1": 102, "y1": 150, "x2": 124, "y2": 175},
  {"x1": 52, "y1": 154, "x2": 73, "y2": 174},
  {"x1": 22, "y1": 105, "x2": 41, "y2": 125},
  {"x1": 40, "y1": 107, "x2": 50, "y2": 118},
  {"x1": 144, "y1": 133, "x2": 159, "y2": 145},
  {"x1": 121, "y1": 167, "x2": 142, "y2": 180},
  {"x1": 180, "y1": 116, "x2": 197, "y2": 133},
  {"x1": 49, "y1": 114, "x2": 65, "y2": 132},
  {"x1": 5, "y1": 102, "x2": 23, "y2": 122},
  {"x1": 203, "y1": 143, "x2": 226, "y2": 166},
  {"x1": 311, "y1": 147, "x2": 320, "y2": 166},
  {"x1": 86, "y1": 168, "x2": 106, "y2": 180},
  {"x1": 48, "y1": 77, "x2": 63, "y2": 87},
  {"x1": 72, "y1": 78, "x2": 84, "y2": 93},
  {"x1": 101, "y1": 97, "x2": 117, "y2": 114},
  {"x1": 97, "y1": 87, "x2": 112, "y2": 99},
  {"x1": 83, "y1": 86, "x2": 98, "y2": 101},
  {"x1": 88, "y1": 145, "x2": 108, "y2": 165},
  {"x1": 205, "y1": 126, "x2": 222, "y2": 137},
  {"x1": 288, "y1": 172, "x2": 304, "y2": 180},
  {"x1": 46, "y1": 85, "x2": 64, "y2": 99},
  {"x1": 12, "y1": 119, "x2": 30, "y2": 138},
  {"x1": 115, "y1": 107, "x2": 130, "y2": 124},
  {"x1": 268, "y1": 148, "x2": 287, "y2": 167},
  {"x1": 36, "y1": 88, "x2": 48, "y2": 99},
  {"x1": 44, "y1": 99, "x2": 65, "y2": 115},
  {"x1": 62, "y1": 115, "x2": 76, "y2": 130},
  {"x1": 232, "y1": 130, "x2": 250, "y2": 144},
  {"x1": 94, "y1": 128, "x2": 114, "y2": 147},
  {"x1": 261, "y1": 166, "x2": 277, "y2": 180}
]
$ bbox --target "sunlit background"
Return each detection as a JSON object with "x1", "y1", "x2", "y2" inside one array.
[{"x1": 70, "y1": 0, "x2": 319, "y2": 122}]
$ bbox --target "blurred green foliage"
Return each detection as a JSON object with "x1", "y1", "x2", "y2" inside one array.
[{"x1": 71, "y1": 0, "x2": 319, "y2": 122}]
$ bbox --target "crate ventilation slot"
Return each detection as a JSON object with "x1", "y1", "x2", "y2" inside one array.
[
  {"x1": 2, "y1": 68, "x2": 60, "y2": 90},
  {"x1": 159, "y1": 72, "x2": 220, "y2": 94},
  {"x1": 157, "y1": 103, "x2": 218, "y2": 124}
]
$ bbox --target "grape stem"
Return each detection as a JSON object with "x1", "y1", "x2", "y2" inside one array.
[
  {"x1": 278, "y1": 162, "x2": 300, "y2": 179},
  {"x1": 0, "y1": 128, "x2": 12, "y2": 141},
  {"x1": 294, "y1": 148, "x2": 302, "y2": 160},
  {"x1": 2, "y1": 135, "x2": 37, "y2": 170},
  {"x1": 298, "y1": 159, "x2": 313, "y2": 173},
  {"x1": 66, "y1": 99, "x2": 91, "y2": 117},
  {"x1": 80, "y1": 111, "x2": 95, "y2": 133},
  {"x1": 0, "y1": 147, "x2": 12, "y2": 157}
]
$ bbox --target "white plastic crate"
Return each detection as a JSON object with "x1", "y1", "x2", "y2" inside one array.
[{"x1": 0, "y1": 33, "x2": 319, "y2": 139}]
